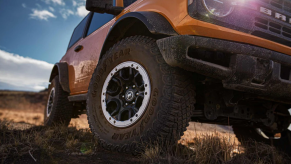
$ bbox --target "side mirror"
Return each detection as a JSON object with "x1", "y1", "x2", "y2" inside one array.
[{"x1": 86, "y1": 0, "x2": 124, "y2": 15}]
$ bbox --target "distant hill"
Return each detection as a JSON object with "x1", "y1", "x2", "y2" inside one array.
[
  {"x1": 0, "y1": 90, "x2": 47, "y2": 112},
  {"x1": 0, "y1": 81, "x2": 46, "y2": 92}
]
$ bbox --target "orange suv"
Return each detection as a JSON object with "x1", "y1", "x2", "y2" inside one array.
[{"x1": 45, "y1": 0, "x2": 291, "y2": 154}]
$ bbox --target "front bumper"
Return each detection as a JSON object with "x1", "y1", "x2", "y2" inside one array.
[{"x1": 157, "y1": 35, "x2": 291, "y2": 103}]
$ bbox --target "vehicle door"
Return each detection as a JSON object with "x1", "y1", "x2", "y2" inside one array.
[{"x1": 71, "y1": 12, "x2": 115, "y2": 94}]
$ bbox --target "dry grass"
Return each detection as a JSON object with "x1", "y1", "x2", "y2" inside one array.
[
  {"x1": 0, "y1": 90, "x2": 90, "y2": 129},
  {"x1": 0, "y1": 109, "x2": 43, "y2": 126},
  {"x1": 0, "y1": 121, "x2": 97, "y2": 163},
  {"x1": 141, "y1": 133, "x2": 291, "y2": 164},
  {"x1": 0, "y1": 110, "x2": 89, "y2": 129},
  {"x1": 1, "y1": 120, "x2": 290, "y2": 164}
]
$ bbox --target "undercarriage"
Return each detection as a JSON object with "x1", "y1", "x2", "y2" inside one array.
[{"x1": 191, "y1": 76, "x2": 291, "y2": 136}]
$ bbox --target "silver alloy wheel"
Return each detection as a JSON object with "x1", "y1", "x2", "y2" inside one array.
[
  {"x1": 101, "y1": 61, "x2": 151, "y2": 128},
  {"x1": 46, "y1": 87, "x2": 55, "y2": 117}
]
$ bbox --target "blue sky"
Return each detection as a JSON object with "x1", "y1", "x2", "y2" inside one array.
[{"x1": 0, "y1": 0, "x2": 90, "y2": 91}]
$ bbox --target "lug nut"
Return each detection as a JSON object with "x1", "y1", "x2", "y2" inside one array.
[
  {"x1": 122, "y1": 95, "x2": 125, "y2": 98},
  {"x1": 133, "y1": 85, "x2": 135, "y2": 88},
  {"x1": 126, "y1": 86, "x2": 128, "y2": 89},
  {"x1": 132, "y1": 102, "x2": 135, "y2": 104},
  {"x1": 136, "y1": 93, "x2": 138, "y2": 96},
  {"x1": 125, "y1": 103, "x2": 128, "y2": 106}
]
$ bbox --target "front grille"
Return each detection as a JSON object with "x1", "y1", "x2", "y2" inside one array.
[
  {"x1": 188, "y1": 0, "x2": 291, "y2": 48},
  {"x1": 255, "y1": 17, "x2": 291, "y2": 38},
  {"x1": 259, "y1": 0, "x2": 291, "y2": 13}
]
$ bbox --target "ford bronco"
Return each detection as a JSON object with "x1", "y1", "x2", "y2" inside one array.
[{"x1": 45, "y1": 0, "x2": 291, "y2": 153}]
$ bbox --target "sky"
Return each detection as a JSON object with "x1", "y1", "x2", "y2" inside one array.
[{"x1": 0, "y1": 0, "x2": 90, "y2": 91}]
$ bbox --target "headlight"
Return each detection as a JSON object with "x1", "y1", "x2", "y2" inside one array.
[{"x1": 202, "y1": 0, "x2": 234, "y2": 17}]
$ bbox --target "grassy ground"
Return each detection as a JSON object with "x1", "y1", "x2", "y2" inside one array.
[
  {"x1": 0, "y1": 121, "x2": 140, "y2": 164},
  {"x1": 1, "y1": 90, "x2": 290, "y2": 164},
  {"x1": 1, "y1": 121, "x2": 290, "y2": 164}
]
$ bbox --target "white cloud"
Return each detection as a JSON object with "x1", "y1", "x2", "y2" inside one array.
[
  {"x1": 30, "y1": 9, "x2": 56, "y2": 21},
  {"x1": 22, "y1": 3, "x2": 27, "y2": 8},
  {"x1": 60, "y1": 9, "x2": 74, "y2": 19},
  {"x1": 49, "y1": 6, "x2": 55, "y2": 12},
  {"x1": 72, "y1": 0, "x2": 77, "y2": 6},
  {"x1": 76, "y1": 6, "x2": 89, "y2": 17},
  {"x1": 0, "y1": 49, "x2": 54, "y2": 91},
  {"x1": 42, "y1": 0, "x2": 65, "y2": 6}
]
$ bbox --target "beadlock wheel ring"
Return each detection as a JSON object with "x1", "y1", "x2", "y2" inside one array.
[{"x1": 101, "y1": 61, "x2": 151, "y2": 128}]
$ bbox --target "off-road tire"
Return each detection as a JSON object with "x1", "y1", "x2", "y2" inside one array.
[
  {"x1": 44, "y1": 76, "x2": 72, "y2": 126},
  {"x1": 86, "y1": 36, "x2": 196, "y2": 152},
  {"x1": 233, "y1": 126, "x2": 291, "y2": 154}
]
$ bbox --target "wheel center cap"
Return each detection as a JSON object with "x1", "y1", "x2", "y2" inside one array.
[{"x1": 125, "y1": 90, "x2": 134, "y2": 101}]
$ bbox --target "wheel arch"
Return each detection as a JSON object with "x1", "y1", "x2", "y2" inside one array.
[
  {"x1": 99, "y1": 11, "x2": 178, "y2": 59},
  {"x1": 49, "y1": 62, "x2": 70, "y2": 93}
]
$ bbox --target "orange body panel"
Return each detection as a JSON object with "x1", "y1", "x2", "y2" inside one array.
[{"x1": 60, "y1": 0, "x2": 291, "y2": 95}]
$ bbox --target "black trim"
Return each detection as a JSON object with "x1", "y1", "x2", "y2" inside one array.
[
  {"x1": 49, "y1": 62, "x2": 70, "y2": 93},
  {"x1": 114, "y1": 12, "x2": 178, "y2": 36},
  {"x1": 67, "y1": 12, "x2": 93, "y2": 50},
  {"x1": 99, "y1": 11, "x2": 178, "y2": 57},
  {"x1": 157, "y1": 35, "x2": 291, "y2": 103},
  {"x1": 68, "y1": 94, "x2": 87, "y2": 102},
  {"x1": 85, "y1": 12, "x2": 115, "y2": 37},
  {"x1": 83, "y1": 12, "x2": 94, "y2": 38}
]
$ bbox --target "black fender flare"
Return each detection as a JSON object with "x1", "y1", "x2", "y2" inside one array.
[
  {"x1": 49, "y1": 62, "x2": 70, "y2": 93},
  {"x1": 100, "y1": 11, "x2": 178, "y2": 57}
]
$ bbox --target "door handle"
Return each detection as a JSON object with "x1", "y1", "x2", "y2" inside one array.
[{"x1": 74, "y1": 45, "x2": 83, "y2": 52}]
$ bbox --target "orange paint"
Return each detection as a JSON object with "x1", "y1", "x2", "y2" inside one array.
[{"x1": 60, "y1": 0, "x2": 291, "y2": 95}]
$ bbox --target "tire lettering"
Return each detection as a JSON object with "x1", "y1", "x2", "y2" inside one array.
[
  {"x1": 112, "y1": 133, "x2": 119, "y2": 140},
  {"x1": 114, "y1": 52, "x2": 118, "y2": 60},
  {"x1": 124, "y1": 48, "x2": 130, "y2": 56},
  {"x1": 124, "y1": 131, "x2": 131, "y2": 140},
  {"x1": 119, "y1": 133, "x2": 125, "y2": 140},
  {"x1": 153, "y1": 88, "x2": 159, "y2": 96},
  {"x1": 131, "y1": 128, "x2": 138, "y2": 138},
  {"x1": 149, "y1": 107, "x2": 154, "y2": 115},
  {"x1": 152, "y1": 98, "x2": 157, "y2": 106}
]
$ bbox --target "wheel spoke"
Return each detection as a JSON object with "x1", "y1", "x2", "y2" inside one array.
[
  {"x1": 110, "y1": 108, "x2": 119, "y2": 116},
  {"x1": 129, "y1": 67, "x2": 133, "y2": 79},
  {"x1": 134, "y1": 72, "x2": 140, "y2": 79},
  {"x1": 106, "y1": 77, "x2": 121, "y2": 96},
  {"x1": 133, "y1": 107, "x2": 139, "y2": 113},
  {"x1": 128, "y1": 109, "x2": 132, "y2": 119},
  {"x1": 137, "y1": 92, "x2": 145, "y2": 99},
  {"x1": 117, "y1": 110, "x2": 123, "y2": 121},
  {"x1": 119, "y1": 67, "x2": 134, "y2": 82},
  {"x1": 106, "y1": 90, "x2": 116, "y2": 95}
]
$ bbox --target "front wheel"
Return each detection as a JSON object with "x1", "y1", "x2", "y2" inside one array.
[{"x1": 86, "y1": 36, "x2": 196, "y2": 152}]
